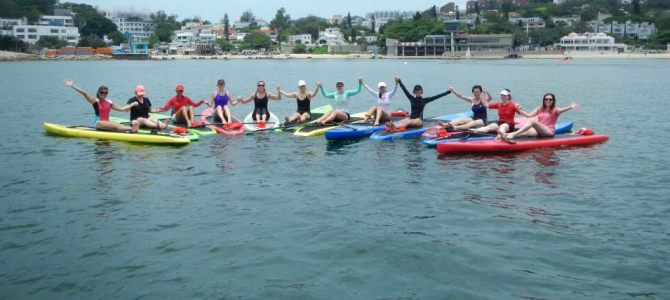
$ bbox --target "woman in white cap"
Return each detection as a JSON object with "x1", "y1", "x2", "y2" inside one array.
[
  {"x1": 278, "y1": 80, "x2": 321, "y2": 124},
  {"x1": 469, "y1": 89, "x2": 522, "y2": 139},
  {"x1": 360, "y1": 78, "x2": 399, "y2": 126},
  {"x1": 126, "y1": 85, "x2": 167, "y2": 129}
]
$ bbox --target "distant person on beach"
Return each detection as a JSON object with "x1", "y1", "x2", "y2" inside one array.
[
  {"x1": 385, "y1": 76, "x2": 451, "y2": 131},
  {"x1": 314, "y1": 78, "x2": 362, "y2": 125},
  {"x1": 157, "y1": 84, "x2": 205, "y2": 127},
  {"x1": 278, "y1": 80, "x2": 321, "y2": 124},
  {"x1": 63, "y1": 79, "x2": 140, "y2": 132},
  {"x1": 204, "y1": 79, "x2": 236, "y2": 125},
  {"x1": 360, "y1": 78, "x2": 399, "y2": 126},
  {"x1": 236, "y1": 80, "x2": 282, "y2": 124},
  {"x1": 500, "y1": 93, "x2": 579, "y2": 141},
  {"x1": 127, "y1": 85, "x2": 168, "y2": 129},
  {"x1": 438, "y1": 85, "x2": 491, "y2": 131}
]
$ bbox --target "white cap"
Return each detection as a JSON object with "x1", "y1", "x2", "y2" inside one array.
[
  {"x1": 500, "y1": 90, "x2": 510, "y2": 96},
  {"x1": 378, "y1": 82, "x2": 387, "y2": 88},
  {"x1": 298, "y1": 80, "x2": 306, "y2": 87}
]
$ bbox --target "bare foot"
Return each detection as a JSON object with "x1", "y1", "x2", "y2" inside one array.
[{"x1": 284, "y1": 116, "x2": 290, "y2": 124}]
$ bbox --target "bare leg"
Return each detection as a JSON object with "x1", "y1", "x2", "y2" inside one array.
[
  {"x1": 97, "y1": 120, "x2": 135, "y2": 132},
  {"x1": 363, "y1": 105, "x2": 377, "y2": 122},
  {"x1": 223, "y1": 105, "x2": 232, "y2": 123},
  {"x1": 496, "y1": 123, "x2": 511, "y2": 140},
  {"x1": 374, "y1": 107, "x2": 392, "y2": 126},
  {"x1": 188, "y1": 106, "x2": 195, "y2": 121},
  {"x1": 507, "y1": 120, "x2": 553, "y2": 139},
  {"x1": 453, "y1": 119, "x2": 485, "y2": 131},
  {"x1": 315, "y1": 111, "x2": 334, "y2": 124},
  {"x1": 300, "y1": 112, "x2": 311, "y2": 123},
  {"x1": 471, "y1": 123, "x2": 498, "y2": 133}
]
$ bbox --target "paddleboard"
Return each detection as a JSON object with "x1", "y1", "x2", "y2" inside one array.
[
  {"x1": 369, "y1": 111, "x2": 473, "y2": 140},
  {"x1": 109, "y1": 116, "x2": 199, "y2": 141},
  {"x1": 324, "y1": 115, "x2": 409, "y2": 141},
  {"x1": 423, "y1": 121, "x2": 574, "y2": 147},
  {"x1": 43, "y1": 122, "x2": 190, "y2": 146},
  {"x1": 276, "y1": 104, "x2": 333, "y2": 133},
  {"x1": 436, "y1": 133, "x2": 609, "y2": 154},
  {"x1": 243, "y1": 111, "x2": 280, "y2": 132},
  {"x1": 199, "y1": 107, "x2": 244, "y2": 135},
  {"x1": 150, "y1": 113, "x2": 218, "y2": 136},
  {"x1": 294, "y1": 111, "x2": 367, "y2": 137}
]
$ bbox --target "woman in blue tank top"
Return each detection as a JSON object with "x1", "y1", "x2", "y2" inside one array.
[
  {"x1": 438, "y1": 85, "x2": 491, "y2": 131},
  {"x1": 205, "y1": 79, "x2": 237, "y2": 124}
]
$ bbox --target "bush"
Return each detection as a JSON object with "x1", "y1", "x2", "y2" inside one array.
[
  {"x1": 309, "y1": 45, "x2": 328, "y2": 54},
  {"x1": 292, "y1": 43, "x2": 307, "y2": 53}
]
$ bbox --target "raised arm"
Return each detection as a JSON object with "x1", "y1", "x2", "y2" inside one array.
[
  {"x1": 279, "y1": 89, "x2": 298, "y2": 98},
  {"x1": 236, "y1": 93, "x2": 255, "y2": 104},
  {"x1": 308, "y1": 82, "x2": 321, "y2": 99},
  {"x1": 424, "y1": 89, "x2": 452, "y2": 103},
  {"x1": 64, "y1": 79, "x2": 96, "y2": 104},
  {"x1": 387, "y1": 81, "x2": 399, "y2": 99},
  {"x1": 319, "y1": 85, "x2": 336, "y2": 99},
  {"x1": 516, "y1": 104, "x2": 538, "y2": 118},
  {"x1": 397, "y1": 78, "x2": 414, "y2": 100},
  {"x1": 362, "y1": 82, "x2": 378, "y2": 97},
  {"x1": 556, "y1": 102, "x2": 579, "y2": 114},
  {"x1": 449, "y1": 86, "x2": 474, "y2": 103},
  {"x1": 111, "y1": 102, "x2": 138, "y2": 112},
  {"x1": 482, "y1": 87, "x2": 492, "y2": 108},
  {"x1": 267, "y1": 85, "x2": 282, "y2": 100},
  {"x1": 344, "y1": 79, "x2": 362, "y2": 96}
]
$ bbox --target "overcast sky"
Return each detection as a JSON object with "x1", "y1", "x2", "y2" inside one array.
[{"x1": 74, "y1": 0, "x2": 469, "y2": 22}]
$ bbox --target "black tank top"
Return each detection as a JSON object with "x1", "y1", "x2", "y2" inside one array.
[
  {"x1": 254, "y1": 93, "x2": 268, "y2": 109},
  {"x1": 296, "y1": 94, "x2": 310, "y2": 112}
]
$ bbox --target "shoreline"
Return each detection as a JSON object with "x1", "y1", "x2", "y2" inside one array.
[{"x1": 2, "y1": 50, "x2": 670, "y2": 61}]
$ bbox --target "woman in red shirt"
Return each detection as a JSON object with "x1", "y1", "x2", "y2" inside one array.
[
  {"x1": 502, "y1": 93, "x2": 579, "y2": 140},
  {"x1": 64, "y1": 79, "x2": 139, "y2": 132},
  {"x1": 157, "y1": 84, "x2": 204, "y2": 127},
  {"x1": 470, "y1": 89, "x2": 521, "y2": 138}
]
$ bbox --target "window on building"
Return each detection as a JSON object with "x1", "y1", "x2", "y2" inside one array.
[
  {"x1": 17, "y1": 35, "x2": 25, "y2": 39},
  {"x1": 28, "y1": 28, "x2": 36, "y2": 33},
  {"x1": 51, "y1": 29, "x2": 59, "y2": 33},
  {"x1": 17, "y1": 28, "x2": 25, "y2": 32},
  {"x1": 61, "y1": 29, "x2": 66, "y2": 33},
  {"x1": 28, "y1": 35, "x2": 37, "y2": 39}
]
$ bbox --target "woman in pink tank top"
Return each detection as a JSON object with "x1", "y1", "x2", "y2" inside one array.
[{"x1": 502, "y1": 93, "x2": 578, "y2": 140}]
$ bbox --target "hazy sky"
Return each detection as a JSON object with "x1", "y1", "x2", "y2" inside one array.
[{"x1": 75, "y1": 0, "x2": 469, "y2": 22}]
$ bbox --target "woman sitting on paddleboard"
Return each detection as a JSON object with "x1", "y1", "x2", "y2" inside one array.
[
  {"x1": 279, "y1": 80, "x2": 320, "y2": 124},
  {"x1": 64, "y1": 79, "x2": 140, "y2": 132},
  {"x1": 314, "y1": 78, "x2": 362, "y2": 125},
  {"x1": 438, "y1": 85, "x2": 491, "y2": 131},
  {"x1": 500, "y1": 93, "x2": 579, "y2": 141},
  {"x1": 127, "y1": 85, "x2": 167, "y2": 130},
  {"x1": 204, "y1": 79, "x2": 237, "y2": 125},
  {"x1": 469, "y1": 89, "x2": 521, "y2": 138},
  {"x1": 385, "y1": 76, "x2": 451, "y2": 131},
  {"x1": 360, "y1": 78, "x2": 399, "y2": 126},
  {"x1": 157, "y1": 84, "x2": 204, "y2": 127},
  {"x1": 236, "y1": 80, "x2": 282, "y2": 125}
]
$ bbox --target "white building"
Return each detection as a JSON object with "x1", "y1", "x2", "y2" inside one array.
[
  {"x1": 588, "y1": 20, "x2": 657, "y2": 40},
  {"x1": 0, "y1": 17, "x2": 26, "y2": 36},
  {"x1": 113, "y1": 18, "x2": 154, "y2": 39},
  {"x1": 13, "y1": 25, "x2": 79, "y2": 45},
  {"x1": 557, "y1": 32, "x2": 627, "y2": 53},
  {"x1": 289, "y1": 34, "x2": 312, "y2": 45},
  {"x1": 11, "y1": 15, "x2": 79, "y2": 46},
  {"x1": 553, "y1": 0, "x2": 566, "y2": 4},
  {"x1": 98, "y1": 7, "x2": 152, "y2": 21},
  {"x1": 329, "y1": 15, "x2": 343, "y2": 25},
  {"x1": 197, "y1": 30, "x2": 216, "y2": 43},
  {"x1": 509, "y1": 17, "x2": 546, "y2": 30},
  {"x1": 552, "y1": 16, "x2": 581, "y2": 27},
  {"x1": 175, "y1": 32, "x2": 194, "y2": 44},
  {"x1": 363, "y1": 36, "x2": 378, "y2": 44},
  {"x1": 318, "y1": 28, "x2": 346, "y2": 45}
]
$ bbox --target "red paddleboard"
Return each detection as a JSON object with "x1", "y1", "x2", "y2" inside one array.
[
  {"x1": 200, "y1": 107, "x2": 244, "y2": 135},
  {"x1": 422, "y1": 117, "x2": 533, "y2": 138},
  {"x1": 436, "y1": 134, "x2": 609, "y2": 154}
]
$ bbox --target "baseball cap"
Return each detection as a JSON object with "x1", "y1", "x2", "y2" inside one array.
[
  {"x1": 500, "y1": 90, "x2": 510, "y2": 96},
  {"x1": 378, "y1": 82, "x2": 387, "y2": 88},
  {"x1": 175, "y1": 84, "x2": 184, "y2": 91},
  {"x1": 298, "y1": 80, "x2": 306, "y2": 87},
  {"x1": 134, "y1": 85, "x2": 146, "y2": 95}
]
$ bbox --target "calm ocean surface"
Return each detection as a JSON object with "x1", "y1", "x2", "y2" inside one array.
[{"x1": 1, "y1": 58, "x2": 669, "y2": 300}]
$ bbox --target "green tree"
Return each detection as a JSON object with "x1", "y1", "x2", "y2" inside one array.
[
  {"x1": 474, "y1": 1, "x2": 480, "y2": 15},
  {"x1": 651, "y1": 30, "x2": 670, "y2": 45},
  {"x1": 107, "y1": 30, "x2": 126, "y2": 45},
  {"x1": 632, "y1": 0, "x2": 641, "y2": 15},
  {"x1": 501, "y1": 0, "x2": 513, "y2": 20},
  {"x1": 290, "y1": 15, "x2": 329, "y2": 41},
  {"x1": 0, "y1": 34, "x2": 28, "y2": 51},
  {"x1": 371, "y1": 15, "x2": 376, "y2": 33},
  {"x1": 240, "y1": 10, "x2": 255, "y2": 23},
  {"x1": 485, "y1": 0, "x2": 498, "y2": 11},
  {"x1": 346, "y1": 12, "x2": 352, "y2": 28},
  {"x1": 0, "y1": 0, "x2": 23, "y2": 18},
  {"x1": 217, "y1": 38, "x2": 234, "y2": 51},
  {"x1": 223, "y1": 13, "x2": 230, "y2": 41},
  {"x1": 270, "y1": 7, "x2": 291, "y2": 43},
  {"x1": 151, "y1": 11, "x2": 180, "y2": 42},
  {"x1": 34, "y1": 35, "x2": 66, "y2": 49},
  {"x1": 77, "y1": 34, "x2": 106, "y2": 47},
  {"x1": 292, "y1": 43, "x2": 306, "y2": 53},
  {"x1": 60, "y1": 3, "x2": 118, "y2": 37},
  {"x1": 241, "y1": 31, "x2": 271, "y2": 49}
]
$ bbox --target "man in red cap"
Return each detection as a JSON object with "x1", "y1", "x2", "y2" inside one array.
[{"x1": 157, "y1": 84, "x2": 204, "y2": 127}]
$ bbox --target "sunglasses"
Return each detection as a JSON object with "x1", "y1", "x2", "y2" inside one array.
[
  {"x1": 544, "y1": 98, "x2": 554, "y2": 101},
  {"x1": 258, "y1": 84, "x2": 265, "y2": 87},
  {"x1": 99, "y1": 91, "x2": 108, "y2": 95},
  {"x1": 336, "y1": 85, "x2": 343, "y2": 88}
]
